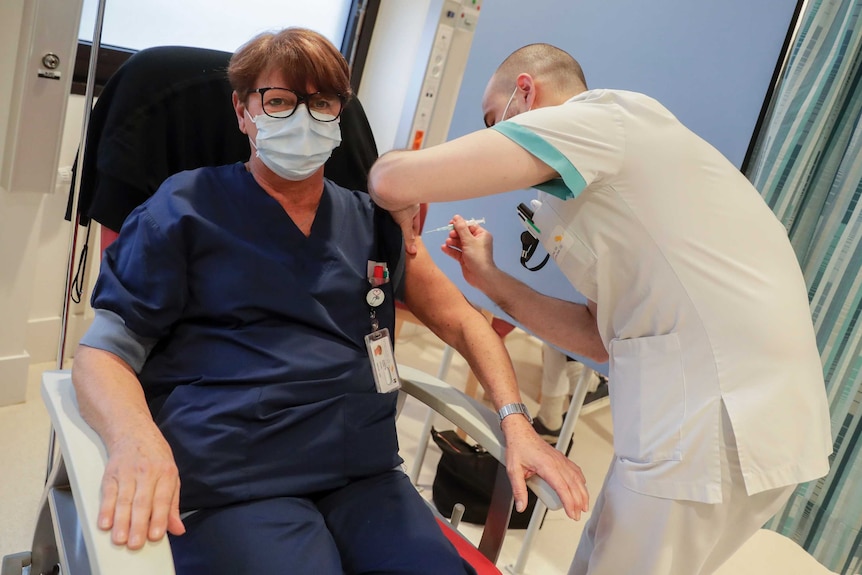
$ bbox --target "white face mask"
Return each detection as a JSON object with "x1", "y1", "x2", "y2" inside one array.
[{"x1": 246, "y1": 106, "x2": 342, "y2": 181}]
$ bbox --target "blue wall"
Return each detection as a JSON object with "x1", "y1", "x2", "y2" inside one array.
[{"x1": 423, "y1": 0, "x2": 799, "y2": 364}]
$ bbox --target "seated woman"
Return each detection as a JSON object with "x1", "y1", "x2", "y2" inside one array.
[{"x1": 71, "y1": 28, "x2": 588, "y2": 575}]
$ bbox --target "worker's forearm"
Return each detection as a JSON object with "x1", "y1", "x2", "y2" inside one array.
[
  {"x1": 477, "y1": 268, "x2": 608, "y2": 363},
  {"x1": 72, "y1": 345, "x2": 161, "y2": 449}
]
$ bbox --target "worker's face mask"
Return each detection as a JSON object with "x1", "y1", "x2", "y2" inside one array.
[{"x1": 245, "y1": 106, "x2": 342, "y2": 181}]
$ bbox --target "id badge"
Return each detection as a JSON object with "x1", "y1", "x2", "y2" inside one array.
[{"x1": 365, "y1": 328, "x2": 401, "y2": 393}]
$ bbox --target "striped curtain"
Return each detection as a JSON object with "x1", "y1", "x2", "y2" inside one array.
[{"x1": 746, "y1": 0, "x2": 862, "y2": 573}]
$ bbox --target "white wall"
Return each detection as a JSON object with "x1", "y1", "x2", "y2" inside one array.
[
  {"x1": 0, "y1": 0, "x2": 92, "y2": 406},
  {"x1": 0, "y1": 0, "x2": 47, "y2": 406},
  {"x1": 27, "y1": 94, "x2": 97, "y2": 367},
  {"x1": 357, "y1": 0, "x2": 434, "y2": 153}
]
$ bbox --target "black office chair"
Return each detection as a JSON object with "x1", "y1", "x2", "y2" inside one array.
[{"x1": 67, "y1": 44, "x2": 378, "y2": 235}]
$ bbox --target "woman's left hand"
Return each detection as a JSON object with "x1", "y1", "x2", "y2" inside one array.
[
  {"x1": 391, "y1": 204, "x2": 421, "y2": 254},
  {"x1": 502, "y1": 414, "x2": 590, "y2": 521}
]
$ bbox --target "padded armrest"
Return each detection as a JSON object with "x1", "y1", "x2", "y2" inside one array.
[
  {"x1": 397, "y1": 365, "x2": 563, "y2": 511},
  {"x1": 41, "y1": 370, "x2": 176, "y2": 575}
]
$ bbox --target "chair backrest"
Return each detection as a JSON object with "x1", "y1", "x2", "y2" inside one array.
[{"x1": 72, "y1": 45, "x2": 379, "y2": 233}]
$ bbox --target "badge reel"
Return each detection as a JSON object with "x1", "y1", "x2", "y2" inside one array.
[
  {"x1": 517, "y1": 202, "x2": 550, "y2": 272},
  {"x1": 365, "y1": 260, "x2": 401, "y2": 393}
]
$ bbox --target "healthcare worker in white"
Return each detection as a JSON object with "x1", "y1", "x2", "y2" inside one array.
[{"x1": 368, "y1": 43, "x2": 833, "y2": 575}]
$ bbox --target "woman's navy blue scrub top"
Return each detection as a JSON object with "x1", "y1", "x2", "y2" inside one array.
[{"x1": 89, "y1": 163, "x2": 405, "y2": 511}]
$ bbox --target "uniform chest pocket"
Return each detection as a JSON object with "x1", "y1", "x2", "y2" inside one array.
[
  {"x1": 534, "y1": 204, "x2": 598, "y2": 302},
  {"x1": 609, "y1": 332, "x2": 685, "y2": 463},
  {"x1": 538, "y1": 227, "x2": 598, "y2": 302}
]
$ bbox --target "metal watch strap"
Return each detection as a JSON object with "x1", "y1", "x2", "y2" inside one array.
[{"x1": 497, "y1": 402, "x2": 533, "y2": 426}]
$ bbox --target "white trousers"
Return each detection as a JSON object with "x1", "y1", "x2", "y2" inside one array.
[
  {"x1": 541, "y1": 343, "x2": 600, "y2": 397},
  {"x1": 569, "y1": 405, "x2": 795, "y2": 575}
]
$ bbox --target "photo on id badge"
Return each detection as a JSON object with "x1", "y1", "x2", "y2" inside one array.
[{"x1": 365, "y1": 329, "x2": 400, "y2": 393}]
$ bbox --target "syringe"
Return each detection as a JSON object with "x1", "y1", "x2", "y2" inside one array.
[{"x1": 424, "y1": 218, "x2": 486, "y2": 233}]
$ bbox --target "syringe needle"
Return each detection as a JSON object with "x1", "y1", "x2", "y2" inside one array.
[{"x1": 424, "y1": 217, "x2": 486, "y2": 233}]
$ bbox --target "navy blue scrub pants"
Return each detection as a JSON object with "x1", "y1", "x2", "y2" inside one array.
[{"x1": 169, "y1": 469, "x2": 476, "y2": 574}]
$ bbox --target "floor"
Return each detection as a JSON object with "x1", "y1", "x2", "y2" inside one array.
[{"x1": 0, "y1": 321, "x2": 840, "y2": 574}]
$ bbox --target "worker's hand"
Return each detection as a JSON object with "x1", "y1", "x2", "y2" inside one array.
[
  {"x1": 390, "y1": 204, "x2": 421, "y2": 255},
  {"x1": 99, "y1": 430, "x2": 185, "y2": 549},
  {"x1": 501, "y1": 414, "x2": 590, "y2": 521},
  {"x1": 442, "y1": 214, "x2": 498, "y2": 291}
]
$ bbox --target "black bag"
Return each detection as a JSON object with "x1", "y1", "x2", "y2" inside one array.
[{"x1": 431, "y1": 428, "x2": 538, "y2": 529}]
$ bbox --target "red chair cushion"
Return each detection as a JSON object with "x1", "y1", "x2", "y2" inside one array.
[
  {"x1": 490, "y1": 317, "x2": 516, "y2": 339},
  {"x1": 101, "y1": 226, "x2": 120, "y2": 254},
  {"x1": 436, "y1": 518, "x2": 501, "y2": 575}
]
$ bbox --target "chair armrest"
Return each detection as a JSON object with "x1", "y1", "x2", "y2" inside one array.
[
  {"x1": 41, "y1": 370, "x2": 176, "y2": 575},
  {"x1": 397, "y1": 365, "x2": 563, "y2": 511}
]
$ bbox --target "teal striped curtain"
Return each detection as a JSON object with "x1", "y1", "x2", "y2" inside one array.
[{"x1": 747, "y1": 0, "x2": 862, "y2": 573}]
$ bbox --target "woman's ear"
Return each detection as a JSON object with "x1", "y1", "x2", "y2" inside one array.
[{"x1": 232, "y1": 91, "x2": 248, "y2": 133}]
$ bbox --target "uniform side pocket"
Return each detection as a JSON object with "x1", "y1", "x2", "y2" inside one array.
[{"x1": 609, "y1": 332, "x2": 685, "y2": 463}]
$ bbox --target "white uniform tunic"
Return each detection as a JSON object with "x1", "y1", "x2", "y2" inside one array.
[{"x1": 493, "y1": 89, "x2": 831, "y2": 504}]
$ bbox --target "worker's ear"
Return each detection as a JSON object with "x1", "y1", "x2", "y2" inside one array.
[{"x1": 515, "y1": 73, "x2": 537, "y2": 110}]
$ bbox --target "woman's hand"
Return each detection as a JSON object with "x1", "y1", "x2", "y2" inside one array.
[
  {"x1": 501, "y1": 414, "x2": 590, "y2": 521},
  {"x1": 391, "y1": 204, "x2": 421, "y2": 255},
  {"x1": 99, "y1": 428, "x2": 185, "y2": 548}
]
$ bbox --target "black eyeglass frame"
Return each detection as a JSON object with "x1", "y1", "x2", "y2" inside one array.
[{"x1": 247, "y1": 87, "x2": 346, "y2": 122}]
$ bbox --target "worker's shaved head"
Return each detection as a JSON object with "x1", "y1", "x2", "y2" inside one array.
[
  {"x1": 482, "y1": 43, "x2": 588, "y2": 127},
  {"x1": 488, "y1": 43, "x2": 587, "y2": 97}
]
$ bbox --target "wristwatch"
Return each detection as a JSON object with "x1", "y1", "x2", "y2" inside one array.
[{"x1": 497, "y1": 402, "x2": 533, "y2": 427}]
